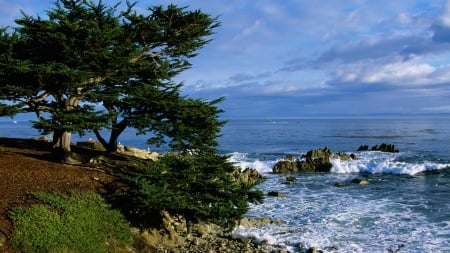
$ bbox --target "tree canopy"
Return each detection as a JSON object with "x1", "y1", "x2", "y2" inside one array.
[{"x1": 0, "y1": 0, "x2": 222, "y2": 158}]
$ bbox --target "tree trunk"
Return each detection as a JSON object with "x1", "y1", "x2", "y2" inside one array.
[
  {"x1": 52, "y1": 130, "x2": 72, "y2": 152},
  {"x1": 51, "y1": 130, "x2": 74, "y2": 162},
  {"x1": 94, "y1": 119, "x2": 128, "y2": 152}
]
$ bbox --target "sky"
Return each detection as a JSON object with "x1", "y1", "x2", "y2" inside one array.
[{"x1": 1, "y1": 0, "x2": 450, "y2": 118}]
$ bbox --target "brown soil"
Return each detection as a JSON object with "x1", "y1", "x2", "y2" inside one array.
[
  {"x1": 0, "y1": 137, "x2": 120, "y2": 252},
  {"x1": 0, "y1": 138, "x2": 274, "y2": 253}
]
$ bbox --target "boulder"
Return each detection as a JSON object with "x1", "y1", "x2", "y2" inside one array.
[
  {"x1": 273, "y1": 160, "x2": 300, "y2": 173},
  {"x1": 230, "y1": 167, "x2": 264, "y2": 187},
  {"x1": 302, "y1": 148, "x2": 333, "y2": 172}
]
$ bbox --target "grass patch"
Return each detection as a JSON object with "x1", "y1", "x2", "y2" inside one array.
[{"x1": 8, "y1": 191, "x2": 132, "y2": 253}]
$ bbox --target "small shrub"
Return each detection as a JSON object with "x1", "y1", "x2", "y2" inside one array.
[{"x1": 8, "y1": 191, "x2": 132, "y2": 253}]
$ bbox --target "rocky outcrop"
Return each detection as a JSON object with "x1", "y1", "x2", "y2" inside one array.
[
  {"x1": 131, "y1": 212, "x2": 276, "y2": 253},
  {"x1": 231, "y1": 167, "x2": 265, "y2": 187},
  {"x1": 117, "y1": 145, "x2": 160, "y2": 160},
  {"x1": 273, "y1": 148, "x2": 357, "y2": 174},
  {"x1": 357, "y1": 143, "x2": 399, "y2": 153}
]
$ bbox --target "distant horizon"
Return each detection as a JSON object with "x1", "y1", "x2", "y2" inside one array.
[{"x1": 3, "y1": 111, "x2": 450, "y2": 123}]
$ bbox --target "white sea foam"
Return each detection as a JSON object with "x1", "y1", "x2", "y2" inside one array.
[
  {"x1": 229, "y1": 151, "x2": 450, "y2": 176},
  {"x1": 331, "y1": 151, "x2": 450, "y2": 175},
  {"x1": 233, "y1": 180, "x2": 450, "y2": 252},
  {"x1": 229, "y1": 150, "x2": 450, "y2": 252},
  {"x1": 227, "y1": 152, "x2": 276, "y2": 174}
]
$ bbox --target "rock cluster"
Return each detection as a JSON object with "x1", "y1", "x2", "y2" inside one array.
[
  {"x1": 131, "y1": 212, "x2": 286, "y2": 253},
  {"x1": 357, "y1": 143, "x2": 399, "y2": 153},
  {"x1": 273, "y1": 148, "x2": 356, "y2": 174},
  {"x1": 231, "y1": 167, "x2": 265, "y2": 187},
  {"x1": 117, "y1": 145, "x2": 160, "y2": 160}
]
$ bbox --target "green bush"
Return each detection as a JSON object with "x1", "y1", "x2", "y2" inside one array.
[
  {"x1": 8, "y1": 191, "x2": 132, "y2": 253},
  {"x1": 118, "y1": 153, "x2": 263, "y2": 230}
]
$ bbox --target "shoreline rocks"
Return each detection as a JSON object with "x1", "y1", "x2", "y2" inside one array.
[
  {"x1": 273, "y1": 148, "x2": 357, "y2": 174},
  {"x1": 131, "y1": 212, "x2": 285, "y2": 253}
]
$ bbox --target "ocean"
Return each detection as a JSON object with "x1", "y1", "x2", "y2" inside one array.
[{"x1": 1, "y1": 117, "x2": 450, "y2": 252}]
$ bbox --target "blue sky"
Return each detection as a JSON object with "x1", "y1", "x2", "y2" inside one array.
[{"x1": 2, "y1": 0, "x2": 450, "y2": 118}]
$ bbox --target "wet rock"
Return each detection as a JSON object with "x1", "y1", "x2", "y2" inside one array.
[
  {"x1": 273, "y1": 160, "x2": 300, "y2": 173},
  {"x1": 358, "y1": 143, "x2": 399, "y2": 153},
  {"x1": 357, "y1": 145, "x2": 369, "y2": 151},
  {"x1": 334, "y1": 181, "x2": 345, "y2": 187},
  {"x1": 371, "y1": 143, "x2": 399, "y2": 153},
  {"x1": 234, "y1": 167, "x2": 264, "y2": 186},
  {"x1": 333, "y1": 152, "x2": 357, "y2": 161},
  {"x1": 273, "y1": 148, "x2": 356, "y2": 174},
  {"x1": 306, "y1": 247, "x2": 318, "y2": 253},
  {"x1": 283, "y1": 176, "x2": 297, "y2": 184},
  {"x1": 268, "y1": 191, "x2": 286, "y2": 197},
  {"x1": 352, "y1": 178, "x2": 369, "y2": 185}
]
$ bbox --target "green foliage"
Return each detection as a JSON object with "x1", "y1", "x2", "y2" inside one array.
[
  {"x1": 8, "y1": 191, "x2": 132, "y2": 253},
  {"x1": 118, "y1": 153, "x2": 261, "y2": 229},
  {"x1": 0, "y1": 0, "x2": 221, "y2": 153}
]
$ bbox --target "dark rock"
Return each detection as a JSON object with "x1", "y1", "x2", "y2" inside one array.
[
  {"x1": 303, "y1": 148, "x2": 333, "y2": 172},
  {"x1": 306, "y1": 247, "x2": 318, "y2": 253},
  {"x1": 267, "y1": 191, "x2": 286, "y2": 197},
  {"x1": 283, "y1": 176, "x2": 297, "y2": 184},
  {"x1": 357, "y1": 145, "x2": 369, "y2": 151},
  {"x1": 358, "y1": 143, "x2": 399, "y2": 153},
  {"x1": 334, "y1": 181, "x2": 345, "y2": 187}
]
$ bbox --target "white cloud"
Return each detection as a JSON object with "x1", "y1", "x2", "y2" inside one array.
[
  {"x1": 232, "y1": 19, "x2": 262, "y2": 41},
  {"x1": 360, "y1": 61, "x2": 436, "y2": 85},
  {"x1": 439, "y1": 0, "x2": 450, "y2": 26}
]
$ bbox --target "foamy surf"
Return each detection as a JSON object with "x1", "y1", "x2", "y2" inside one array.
[
  {"x1": 330, "y1": 151, "x2": 450, "y2": 175},
  {"x1": 229, "y1": 151, "x2": 450, "y2": 176},
  {"x1": 229, "y1": 150, "x2": 450, "y2": 252}
]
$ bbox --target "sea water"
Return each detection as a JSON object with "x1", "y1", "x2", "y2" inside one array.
[
  {"x1": 1, "y1": 117, "x2": 450, "y2": 252},
  {"x1": 221, "y1": 118, "x2": 450, "y2": 253}
]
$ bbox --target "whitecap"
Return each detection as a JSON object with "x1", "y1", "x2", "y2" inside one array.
[
  {"x1": 227, "y1": 152, "x2": 276, "y2": 174},
  {"x1": 330, "y1": 151, "x2": 450, "y2": 175}
]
